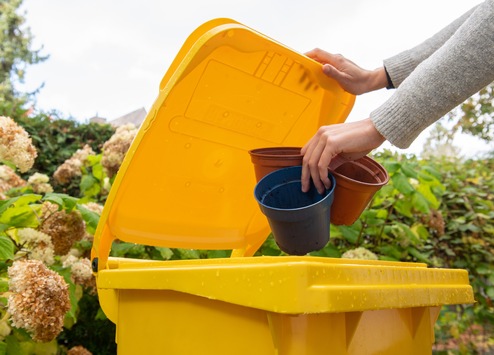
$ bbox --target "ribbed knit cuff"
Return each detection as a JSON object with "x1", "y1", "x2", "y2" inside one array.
[
  {"x1": 383, "y1": 52, "x2": 417, "y2": 88},
  {"x1": 384, "y1": 66, "x2": 394, "y2": 89},
  {"x1": 370, "y1": 94, "x2": 421, "y2": 149}
]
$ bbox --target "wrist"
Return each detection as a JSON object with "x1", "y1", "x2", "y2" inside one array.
[
  {"x1": 363, "y1": 118, "x2": 386, "y2": 148},
  {"x1": 366, "y1": 67, "x2": 389, "y2": 92}
]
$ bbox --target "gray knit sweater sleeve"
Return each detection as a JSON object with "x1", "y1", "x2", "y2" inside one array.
[{"x1": 370, "y1": 0, "x2": 494, "y2": 148}]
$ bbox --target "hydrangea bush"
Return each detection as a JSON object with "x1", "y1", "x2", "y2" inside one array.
[{"x1": 0, "y1": 116, "x2": 105, "y2": 354}]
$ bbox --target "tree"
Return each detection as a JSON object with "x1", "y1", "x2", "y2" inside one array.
[
  {"x1": 422, "y1": 82, "x2": 493, "y2": 158},
  {"x1": 447, "y1": 83, "x2": 494, "y2": 142},
  {"x1": 422, "y1": 122, "x2": 462, "y2": 160},
  {"x1": 0, "y1": 0, "x2": 47, "y2": 117}
]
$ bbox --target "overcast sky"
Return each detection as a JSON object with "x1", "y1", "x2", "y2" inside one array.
[{"x1": 20, "y1": 0, "x2": 489, "y2": 157}]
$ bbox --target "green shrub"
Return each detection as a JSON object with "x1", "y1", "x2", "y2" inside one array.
[{"x1": 16, "y1": 113, "x2": 115, "y2": 178}]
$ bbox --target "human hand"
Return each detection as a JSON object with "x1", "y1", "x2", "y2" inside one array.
[
  {"x1": 301, "y1": 118, "x2": 386, "y2": 194},
  {"x1": 305, "y1": 48, "x2": 388, "y2": 95}
]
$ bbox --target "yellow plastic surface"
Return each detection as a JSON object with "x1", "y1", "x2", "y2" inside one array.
[
  {"x1": 97, "y1": 256, "x2": 474, "y2": 355},
  {"x1": 91, "y1": 18, "x2": 355, "y2": 268}
]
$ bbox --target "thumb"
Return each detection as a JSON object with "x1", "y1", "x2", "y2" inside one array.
[{"x1": 322, "y1": 64, "x2": 342, "y2": 80}]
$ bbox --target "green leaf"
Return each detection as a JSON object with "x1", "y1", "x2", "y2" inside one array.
[
  {"x1": 476, "y1": 263, "x2": 490, "y2": 275},
  {"x1": 156, "y1": 247, "x2": 174, "y2": 260},
  {"x1": 422, "y1": 165, "x2": 442, "y2": 180},
  {"x1": 80, "y1": 174, "x2": 97, "y2": 193},
  {"x1": 26, "y1": 340, "x2": 59, "y2": 354},
  {"x1": 392, "y1": 223, "x2": 420, "y2": 244},
  {"x1": 259, "y1": 235, "x2": 283, "y2": 256},
  {"x1": 411, "y1": 191, "x2": 430, "y2": 214},
  {"x1": 43, "y1": 193, "x2": 78, "y2": 212},
  {"x1": 310, "y1": 243, "x2": 341, "y2": 258},
  {"x1": 86, "y1": 154, "x2": 102, "y2": 165},
  {"x1": 400, "y1": 163, "x2": 418, "y2": 178},
  {"x1": 382, "y1": 161, "x2": 401, "y2": 174},
  {"x1": 0, "y1": 279, "x2": 9, "y2": 292},
  {"x1": 339, "y1": 226, "x2": 359, "y2": 244},
  {"x1": 378, "y1": 245, "x2": 403, "y2": 260},
  {"x1": 391, "y1": 172, "x2": 415, "y2": 195},
  {"x1": 110, "y1": 242, "x2": 139, "y2": 257},
  {"x1": 0, "y1": 194, "x2": 41, "y2": 217},
  {"x1": 0, "y1": 236, "x2": 14, "y2": 261},
  {"x1": 329, "y1": 225, "x2": 343, "y2": 238},
  {"x1": 41, "y1": 193, "x2": 64, "y2": 208},
  {"x1": 379, "y1": 255, "x2": 399, "y2": 262},
  {"x1": 92, "y1": 161, "x2": 104, "y2": 180},
  {"x1": 76, "y1": 204, "x2": 100, "y2": 234},
  {"x1": 393, "y1": 199, "x2": 413, "y2": 218},
  {"x1": 206, "y1": 250, "x2": 231, "y2": 258},
  {"x1": 416, "y1": 184, "x2": 440, "y2": 210},
  {"x1": 5, "y1": 335, "x2": 22, "y2": 355},
  {"x1": 411, "y1": 223, "x2": 430, "y2": 240},
  {"x1": 51, "y1": 265, "x2": 80, "y2": 323},
  {"x1": 375, "y1": 208, "x2": 389, "y2": 219},
  {"x1": 0, "y1": 160, "x2": 16, "y2": 171},
  {"x1": 173, "y1": 248, "x2": 201, "y2": 259},
  {"x1": 408, "y1": 247, "x2": 431, "y2": 263},
  {"x1": 95, "y1": 307, "x2": 108, "y2": 321}
]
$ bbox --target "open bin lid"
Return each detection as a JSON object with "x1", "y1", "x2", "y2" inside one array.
[{"x1": 91, "y1": 18, "x2": 355, "y2": 269}]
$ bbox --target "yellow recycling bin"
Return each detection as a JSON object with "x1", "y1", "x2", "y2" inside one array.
[{"x1": 91, "y1": 18, "x2": 474, "y2": 355}]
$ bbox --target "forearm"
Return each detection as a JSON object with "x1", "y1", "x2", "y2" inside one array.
[
  {"x1": 384, "y1": 3, "x2": 479, "y2": 88},
  {"x1": 371, "y1": 0, "x2": 494, "y2": 148}
]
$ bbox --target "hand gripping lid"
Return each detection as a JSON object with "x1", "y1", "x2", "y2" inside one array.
[{"x1": 91, "y1": 18, "x2": 355, "y2": 269}]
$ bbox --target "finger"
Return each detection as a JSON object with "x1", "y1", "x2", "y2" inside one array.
[
  {"x1": 301, "y1": 138, "x2": 317, "y2": 192},
  {"x1": 318, "y1": 147, "x2": 336, "y2": 190},
  {"x1": 305, "y1": 48, "x2": 330, "y2": 61},
  {"x1": 301, "y1": 159, "x2": 311, "y2": 193},
  {"x1": 308, "y1": 139, "x2": 329, "y2": 194},
  {"x1": 301, "y1": 132, "x2": 319, "y2": 155},
  {"x1": 322, "y1": 63, "x2": 349, "y2": 83}
]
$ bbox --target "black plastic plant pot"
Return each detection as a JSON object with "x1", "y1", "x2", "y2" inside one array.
[{"x1": 254, "y1": 165, "x2": 336, "y2": 255}]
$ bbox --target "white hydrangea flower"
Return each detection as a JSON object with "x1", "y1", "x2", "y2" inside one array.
[
  {"x1": 101, "y1": 123, "x2": 138, "y2": 178},
  {"x1": 341, "y1": 247, "x2": 378, "y2": 260},
  {"x1": 53, "y1": 144, "x2": 95, "y2": 184},
  {"x1": 17, "y1": 228, "x2": 55, "y2": 266},
  {"x1": 8, "y1": 260, "x2": 70, "y2": 342},
  {"x1": 0, "y1": 116, "x2": 37, "y2": 173},
  {"x1": 27, "y1": 172, "x2": 53, "y2": 194},
  {"x1": 61, "y1": 254, "x2": 79, "y2": 269}
]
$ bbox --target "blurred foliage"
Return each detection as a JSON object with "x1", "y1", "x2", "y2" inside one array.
[
  {"x1": 16, "y1": 112, "x2": 115, "y2": 180},
  {"x1": 446, "y1": 83, "x2": 494, "y2": 142},
  {"x1": 0, "y1": 0, "x2": 47, "y2": 117}
]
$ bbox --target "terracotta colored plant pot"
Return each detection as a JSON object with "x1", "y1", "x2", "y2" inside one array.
[
  {"x1": 329, "y1": 156, "x2": 389, "y2": 226},
  {"x1": 254, "y1": 166, "x2": 336, "y2": 255},
  {"x1": 248, "y1": 147, "x2": 303, "y2": 182}
]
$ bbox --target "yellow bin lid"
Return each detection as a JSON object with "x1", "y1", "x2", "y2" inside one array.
[{"x1": 91, "y1": 18, "x2": 355, "y2": 269}]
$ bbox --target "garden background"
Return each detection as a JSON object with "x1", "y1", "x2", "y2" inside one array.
[{"x1": 0, "y1": 0, "x2": 492, "y2": 354}]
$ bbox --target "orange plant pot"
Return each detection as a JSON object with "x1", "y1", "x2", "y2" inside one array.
[
  {"x1": 249, "y1": 147, "x2": 303, "y2": 182},
  {"x1": 329, "y1": 156, "x2": 389, "y2": 226}
]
